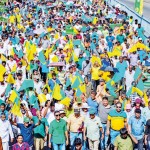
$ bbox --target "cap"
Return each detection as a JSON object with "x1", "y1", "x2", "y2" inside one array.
[
  {"x1": 135, "y1": 98, "x2": 141, "y2": 104},
  {"x1": 74, "y1": 108, "x2": 80, "y2": 114},
  {"x1": 99, "y1": 79, "x2": 105, "y2": 82},
  {"x1": 126, "y1": 104, "x2": 131, "y2": 110},
  {"x1": 59, "y1": 110, "x2": 65, "y2": 114},
  {"x1": 23, "y1": 117, "x2": 30, "y2": 123},
  {"x1": 82, "y1": 103, "x2": 90, "y2": 109},
  {"x1": 89, "y1": 108, "x2": 96, "y2": 115},
  {"x1": 77, "y1": 97, "x2": 82, "y2": 103},
  {"x1": 61, "y1": 55, "x2": 65, "y2": 58},
  {"x1": 135, "y1": 108, "x2": 141, "y2": 114},
  {"x1": 139, "y1": 38, "x2": 142, "y2": 41}
]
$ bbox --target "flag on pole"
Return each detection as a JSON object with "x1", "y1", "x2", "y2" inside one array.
[{"x1": 134, "y1": 0, "x2": 143, "y2": 15}]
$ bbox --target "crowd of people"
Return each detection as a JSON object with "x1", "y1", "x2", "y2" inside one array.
[{"x1": 0, "y1": 0, "x2": 150, "y2": 149}]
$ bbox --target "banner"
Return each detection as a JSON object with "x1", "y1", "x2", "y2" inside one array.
[{"x1": 134, "y1": 0, "x2": 143, "y2": 15}]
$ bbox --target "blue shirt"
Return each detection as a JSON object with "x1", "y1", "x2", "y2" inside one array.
[
  {"x1": 17, "y1": 123, "x2": 35, "y2": 146},
  {"x1": 128, "y1": 115, "x2": 146, "y2": 140},
  {"x1": 0, "y1": 110, "x2": 9, "y2": 120},
  {"x1": 106, "y1": 36, "x2": 115, "y2": 47},
  {"x1": 87, "y1": 97, "x2": 99, "y2": 115},
  {"x1": 48, "y1": 78, "x2": 61, "y2": 90}
]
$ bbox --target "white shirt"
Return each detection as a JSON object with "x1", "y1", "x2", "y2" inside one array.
[
  {"x1": 0, "y1": 119, "x2": 14, "y2": 142},
  {"x1": 7, "y1": 60, "x2": 16, "y2": 70},
  {"x1": 34, "y1": 81, "x2": 43, "y2": 94},
  {"x1": 124, "y1": 70, "x2": 135, "y2": 90},
  {"x1": 0, "y1": 83, "x2": 7, "y2": 101}
]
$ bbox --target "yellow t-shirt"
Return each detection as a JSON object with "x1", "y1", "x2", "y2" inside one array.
[
  {"x1": 91, "y1": 67, "x2": 100, "y2": 80},
  {"x1": 9, "y1": 15, "x2": 16, "y2": 23}
]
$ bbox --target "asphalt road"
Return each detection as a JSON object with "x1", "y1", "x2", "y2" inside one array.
[{"x1": 118, "y1": 0, "x2": 150, "y2": 20}]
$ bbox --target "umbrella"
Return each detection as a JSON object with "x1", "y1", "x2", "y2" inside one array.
[
  {"x1": 100, "y1": 66, "x2": 119, "y2": 72},
  {"x1": 26, "y1": 31, "x2": 35, "y2": 36},
  {"x1": 33, "y1": 28, "x2": 47, "y2": 35},
  {"x1": 117, "y1": 14, "x2": 126, "y2": 20},
  {"x1": 48, "y1": 62, "x2": 65, "y2": 67}
]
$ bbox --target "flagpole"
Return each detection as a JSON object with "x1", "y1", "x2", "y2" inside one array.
[{"x1": 140, "y1": 14, "x2": 143, "y2": 24}]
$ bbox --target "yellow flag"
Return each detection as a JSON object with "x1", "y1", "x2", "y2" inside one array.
[
  {"x1": 73, "y1": 27, "x2": 79, "y2": 34},
  {"x1": 0, "y1": 64, "x2": 6, "y2": 81},
  {"x1": 1, "y1": 55, "x2": 7, "y2": 61},
  {"x1": 52, "y1": 84, "x2": 62, "y2": 100},
  {"x1": 38, "y1": 94, "x2": 47, "y2": 104},
  {"x1": 54, "y1": 33, "x2": 59, "y2": 39},
  {"x1": 9, "y1": 90, "x2": 18, "y2": 103},
  {"x1": 6, "y1": 74, "x2": 15, "y2": 84},
  {"x1": 79, "y1": 84, "x2": 86, "y2": 93},
  {"x1": 11, "y1": 103, "x2": 22, "y2": 117},
  {"x1": 60, "y1": 97, "x2": 71, "y2": 107},
  {"x1": 144, "y1": 92, "x2": 149, "y2": 107},
  {"x1": 51, "y1": 55, "x2": 59, "y2": 62},
  {"x1": 132, "y1": 87, "x2": 143, "y2": 97},
  {"x1": 72, "y1": 52, "x2": 78, "y2": 62}
]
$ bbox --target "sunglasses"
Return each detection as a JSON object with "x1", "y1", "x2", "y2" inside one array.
[
  {"x1": 55, "y1": 114, "x2": 60, "y2": 117},
  {"x1": 116, "y1": 106, "x2": 122, "y2": 108}
]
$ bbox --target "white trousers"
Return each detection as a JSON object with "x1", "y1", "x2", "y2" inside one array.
[{"x1": 2, "y1": 142, "x2": 9, "y2": 150}]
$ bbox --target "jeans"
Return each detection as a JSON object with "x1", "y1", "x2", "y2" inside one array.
[
  {"x1": 101, "y1": 123, "x2": 108, "y2": 149},
  {"x1": 110, "y1": 129, "x2": 120, "y2": 144},
  {"x1": 134, "y1": 138, "x2": 143, "y2": 150},
  {"x1": 92, "y1": 79, "x2": 99, "y2": 92},
  {"x1": 70, "y1": 132, "x2": 82, "y2": 150},
  {"x1": 52, "y1": 143, "x2": 66, "y2": 150}
]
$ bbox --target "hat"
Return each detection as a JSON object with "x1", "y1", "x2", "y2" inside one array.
[
  {"x1": 135, "y1": 108, "x2": 141, "y2": 114},
  {"x1": 126, "y1": 104, "x2": 131, "y2": 110},
  {"x1": 135, "y1": 98, "x2": 141, "y2": 104},
  {"x1": 138, "y1": 37, "x2": 142, "y2": 40},
  {"x1": 89, "y1": 108, "x2": 96, "y2": 115},
  {"x1": 77, "y1": 97, "x2": 82, "y2": 103},
  {"x1": 99, "y1": 79, "x2": 105, "y2": 82},
  {"x1": 82, "y1": 103, "x2": 90, "y2": 109},
  {"x1": 61, "y1": 55, "x2": 65, "y2": 58},
  {"x1": 59, "y1": 110, "x2": 65, "y2": 114},
  {"x1": 23, "y1": 117, "x2": 30, "y2": 123},
  {"x1": 74, "y1": 108, "x2": 80, "y2": 114}
]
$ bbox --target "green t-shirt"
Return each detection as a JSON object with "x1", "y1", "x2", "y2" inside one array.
[
  {"x1": 49, "y1": 119, "x2": 67, "y2": 144},
  {"x1": 32, "y1": 116, "x2": 49, "y2": 138},
  {"x1": 114, "y1": 135, "x2": 133, "y2": 150}
]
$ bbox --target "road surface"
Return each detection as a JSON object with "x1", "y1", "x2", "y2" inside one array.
[{"x1": 118, "y1": 0, "x2": 150, "y2": 20}]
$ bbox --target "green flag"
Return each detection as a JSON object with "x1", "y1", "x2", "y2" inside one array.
[{"x1": 134, "y1": 0, "x2": 143, "y2": 15}]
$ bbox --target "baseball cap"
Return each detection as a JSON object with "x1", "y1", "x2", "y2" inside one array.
[
  {"x1": 74, "y1": 108, "x2": 80, "y2": 114},
  {"x1": 59, "y1": 110, "x2": 65, "y2": 114},
  {"x1": 24, "y1": 117, "x2": 30, "y2": 123},
  {"x1": 89, "y1": 108, "x2": 96, "y2": 115}
]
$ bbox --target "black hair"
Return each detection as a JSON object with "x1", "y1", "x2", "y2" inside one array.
[
  {"x1": 74, "y1": 138, "x2": 82, "y2": 145},
  {"x1": 0, "y1": 103, "x2": 6, "y2": 107},
  {"x1": 54, "y1": 110, "x2": 60, "y2": 115},
  {"x1": 17, "y1": 134, "x2": 23, "y2": 139},
  {"x1": 45, "y1": 100, "x2": 51, "y2": 107},
  {"x1": 102, "y1": 96, "x2": 108, "y2": 101},
  {"x1": 120, "y1": 128, "x2": 128, "y2": 135}
]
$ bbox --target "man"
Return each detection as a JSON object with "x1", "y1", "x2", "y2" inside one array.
[
  {"x1": 143, "y1": 101, "x2": 150, "y2": 121},
  {"x1": 67, "y1": 108, "x2": 84, "y2": 150},
  {"x1": 0, "y1": 103, "x2": 9, "y2": 120},
  {"x1": 0, "y1": 113, "x2": 14, "y2": 150},
  {"x1": 12, "y1": 134, "x2": 30, "y2": 150},
  {"x1": 31, "y1": 110, "x2": 49, "y2": 150},
  {"x1": 11, "y1": 117, "x2": 36, "y2": 148},
  {"x1": 87, "y1": 91, "x2": 99, "y2": 115},
  {"x1": 128, "y1": 108, "x2": 146, "y2": 150},
  {"x1": 114, "y1": 128, "x2": 137, "y2": 150},
  {"x1": 116, "y1": 30, "x2": 125, "y2": 44},
  {"x1": 124, "y1": 66, "x2": 135, "y2": 92},
  {"x1": 107, "y1": 102, "x2": 127, "y2": 146},
  {"x1": 106, "y1": 32, "x2": 115, "y2": 52},
  {"x1": 84, "y1": 108, "x2": 104, "y2": 150},
  {"x1": 48, "y1": 73, "x2": 61, "y2": 90},
  {"x1": 98, "y1": 96, "x2": 112, "y2": 149},
  {"x1": 49, "y1": 110, "x2": 68, "y2": 149},
  {"x1": 74, "y1": 138, "x2": 83, "y2": 150}
]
